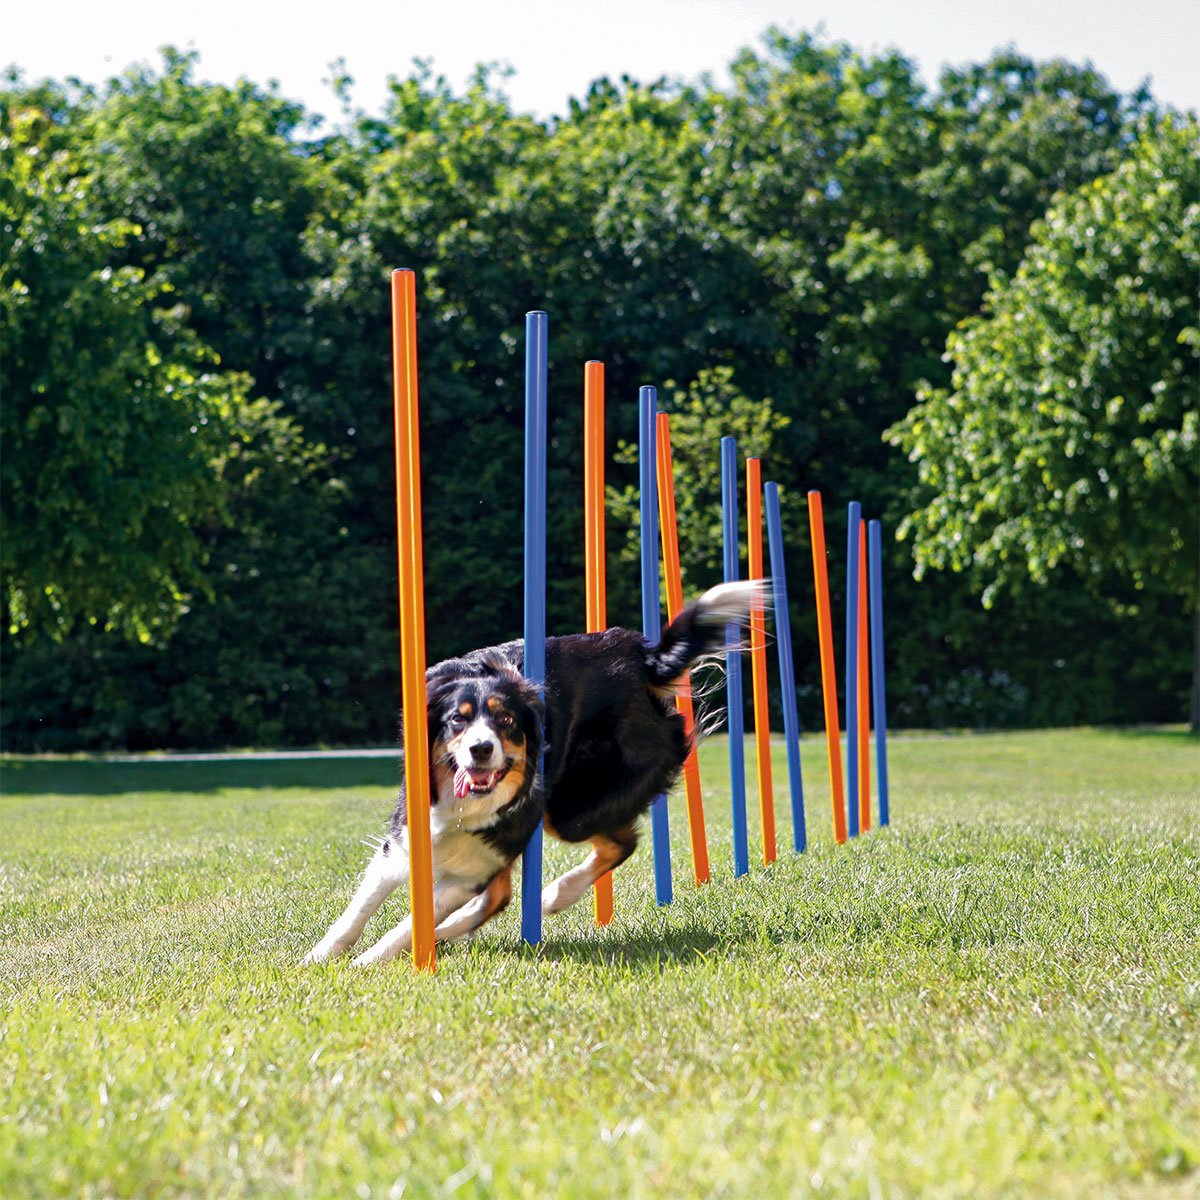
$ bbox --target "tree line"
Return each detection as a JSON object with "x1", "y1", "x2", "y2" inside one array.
[{"x1": 2, "y1": 32, "x2": 1196, "y2": 750}]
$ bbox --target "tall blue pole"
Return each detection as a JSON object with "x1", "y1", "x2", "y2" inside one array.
[
  {"x1": 765, "y1": 483, "x2": 806, "y2": 853},
  {"x1": 868, "y1": 520, "x2": 890, "y2": 827},
  {"x1": 845, "y1": 501, "x2": 861, "y2": 838},
  {"x1": 721, "y1": 437, "x2": 749, "y2": 877},
  {"x1": 520, "y1": 311, "x2": 547, "y2": 944},
  {"x1": 640, "y1": 386, "x2": 673, "y2": 905}
]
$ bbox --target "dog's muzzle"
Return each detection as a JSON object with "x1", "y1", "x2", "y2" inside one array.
[{"x1": 453, "y1": 762, "x2": 512, "y2": 798}]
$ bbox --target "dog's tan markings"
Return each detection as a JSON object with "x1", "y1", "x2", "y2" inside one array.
[
  {"x1": 504, "y1": 745, "x2": 526, "y2": 776},
  {"x1": 430, "y1": 740, "x2": 454, "y2": 801},
  {"x1": 486, "y1": 696, "x2": 503, "y2": 712},
  {"x1": 431, "y1": 866, "x2": 514, "y2": 942},
  {"x1": 435, "y1": 728, "x2": 465, "y2": 771},
  {"x1": 480, "y1": 865, "x2": 513, "y2": 920},
  {"x1": 458, "y1": 701, "x2": 474, "y2": 718},
  {"x1": 592, "y1": 824, "x2": 639, "y2": 871},
  {"x1": 541, "y1": 824, "x2": 639, "y2": 915}
]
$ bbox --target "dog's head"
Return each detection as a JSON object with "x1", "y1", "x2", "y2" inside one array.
[{"x1": 425, "y1": 652, "x2": 543, "y2": 816}]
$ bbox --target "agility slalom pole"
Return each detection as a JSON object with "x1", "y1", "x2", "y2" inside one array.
[
  {"x1": 845, "y1": 501, "x2": 862, "y2": 838},
  {"x1": 721, "y1": 437, "x2": 750, "y2": 877},
  {"x1": 656, "y1": 412, "x2": 710, "y2": 886},
  {"x1": 520, "y1": 311, "x2": 548, "y2": 946},
  {"x1": 868, "y1": 520, "x2": 890, "y2": 826},
  {"x1": 585, "y1": 361, "x2": 615, "y2": 925},
  {"x1": 858, "y1": 521, "x2": 871, "y2": 833},
  {"x1": 585, "y1": 362, "x2": 607, "y2": 637},
  {"x1": 390, "y1": 269, "x2": 436, "y2": 973},
  {"x1": 765, "y1": 483, "x2": 806, "y2": 853},
  {"x1": 746, "y1": 458, "x2": 777, "y2": 866},
  {"x1": 806, "y1": 491, "x2": 847, "y2": 844},
  {"x1": 640, "y1": 387, "x2": 673, "y2": 905}
]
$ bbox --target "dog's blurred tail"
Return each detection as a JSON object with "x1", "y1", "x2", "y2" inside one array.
[{"x1": 644, "y1": 580, "x2": 768, "y2": 688}]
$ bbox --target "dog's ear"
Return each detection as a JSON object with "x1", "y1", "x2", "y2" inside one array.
[
  {"x1": 425, "y1": 669, "x2": 456, "y2": 704},
  {"x1": 396, "y1": 668, "x2": 457, "y2": 753},
  {"x1": 426, "y1": 657, "x2": 467, "y2": 684},
  {"x1": 511, "y1": 674, "x2": 544, "y2": 759},
  {"x1": 424, "y1": 671, "x2": 459, "y2": 740}
]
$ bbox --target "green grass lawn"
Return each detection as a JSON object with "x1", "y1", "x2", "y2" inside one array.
[{"x1": 2, "y1": 729, "x2": 1197, "y2": 1199}]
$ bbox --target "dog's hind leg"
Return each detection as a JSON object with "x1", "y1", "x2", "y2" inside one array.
[
  {"x1": 541, "y1": 826, "x2": 638, "y2": 916},
  {"x1": 350, "y1": 880, "x2": 476, "y2": 966},
  {"x1": 433, "y1": 866, "x2": 513, "y2": 943},
  {"x1": 304, "y1": 835, "x2": 410, "y2": 964}
]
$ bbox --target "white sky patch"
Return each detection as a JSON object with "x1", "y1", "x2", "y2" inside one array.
[{"x1": 6, "y1": 0, "x2": 1197, "y2": 123}]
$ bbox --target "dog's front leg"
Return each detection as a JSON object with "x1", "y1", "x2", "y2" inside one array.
[
  {"x1": 433, "y1": 866, "x2": 513, "y2": 943},
  {"x1": 304, "y1": 835, "x2": 410, "y2": 964},
  {"x1": 351, "y1": 880, "x2": 476, "y2": 966}
]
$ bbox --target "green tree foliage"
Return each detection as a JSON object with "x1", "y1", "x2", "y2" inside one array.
[
  {"x1": 1, "y1": 40, "x2": 1193, "y2": 749},
  {"x1": 1, "y1": 65, "x2": 386, "y2": 748},
  {"x1": 609, "y1": 367, "x2": 791, "y2": 589},
  {"x1": 81, "y1": 49, "x2": 320, "y2": 401},
  {"x1": 1, "y1": 92, "x2": 242, "y2": 640},
  {"x1": 887, "y1": 119, "x2": 1198, "y2": 605}
]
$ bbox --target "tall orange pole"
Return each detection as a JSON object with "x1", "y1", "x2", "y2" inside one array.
[
  {"x1": 746, "y1": 458, "x2": 777, "y2": 865},
  {"x1": 656, "y1": 412, "x2": 710, "y2": 885},
  {"x1": 391, "y1": 268, "x2": 436, "y2": 971},
  {"x1": 585, "y1": 361, "x2": 615, "y2": 925},
  {"x1": 858, "y1": 522, "x2": 871, "y2": 832},
  {"x1": 807, "y1": 491, "x2": 847, "y2": 844}
]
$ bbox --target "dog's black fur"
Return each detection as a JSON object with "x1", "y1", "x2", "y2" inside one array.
[{"x1": 306, "y1": 581, "x2": 760, "y2": 964}]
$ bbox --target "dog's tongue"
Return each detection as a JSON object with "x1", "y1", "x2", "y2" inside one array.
[{"x1": 454, "y1": 765, "x2": 502, "y2": 797}]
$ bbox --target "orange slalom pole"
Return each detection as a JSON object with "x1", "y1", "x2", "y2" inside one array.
[
  {"x1": 656, "y1": 413, "x2": 710, "y2": 885},
  {"x1": 807, "y1": 491, "x2": 847, "y2": 844},
  {"x1": 391, "y1": 268, "x2": 436, "y2": 971},
  {"x1": 858, "y1": 521, "x2": 871, "y2": 832},
  {"x1": 585, "y1": 361, "x2": 615, "y2": 925},
  {"x1": 746, "y1": 458, "x2": 777, "y2": 865}
]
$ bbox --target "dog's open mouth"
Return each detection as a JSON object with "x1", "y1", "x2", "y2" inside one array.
[{"x1": 453, "y1": 763, "x2": 511, "y2": 799}]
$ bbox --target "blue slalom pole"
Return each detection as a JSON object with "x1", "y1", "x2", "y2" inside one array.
[
  {"x1": 765, "y1": 483, "x2": 806, "y2": 853},
  {"x1": 520, "y1": 311, "x2": 547, "y2": 944},
  {"x1": 640, "y1": 386, "x2": 672, "y2": 905},
  {"x1": 721, "y1": 437, "x2": 749, "y2": 877},
  {"x1": 868, "y1": 520, "x2": 890, "y2": 827},
  {"x1": 845, "y1": 501, "x2": 861, "y2": 838}
]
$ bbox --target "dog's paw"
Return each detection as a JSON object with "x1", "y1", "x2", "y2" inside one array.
[
  {"x1": 350, "y1": 942, "x2": 396, "y2": 967},
  {"x1": 302, "y1": 936, "x2": 349, "y2": 965},
  {"x1": 540, "y1": 880, "x2": 572, "y2": 916}
]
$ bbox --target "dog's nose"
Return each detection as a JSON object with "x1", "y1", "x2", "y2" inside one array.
[{"x1": 469, "y1": 739, "x2": 495, "y2": 763}]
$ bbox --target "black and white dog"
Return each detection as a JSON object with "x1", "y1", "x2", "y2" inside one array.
[{"x1": 305, "y1": 580, "x2": 761, "y2": 965}]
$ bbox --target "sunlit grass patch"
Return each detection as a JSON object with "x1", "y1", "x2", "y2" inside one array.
[{"x1": 1, "y1": 728, "x2": 1197, "y2": 1198}]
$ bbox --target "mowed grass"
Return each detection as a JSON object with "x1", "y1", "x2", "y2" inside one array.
[{"x1": 1, "y1": 729, "x2": 1197, "y2": 1199}]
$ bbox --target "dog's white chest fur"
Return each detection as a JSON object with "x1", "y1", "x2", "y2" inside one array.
[{"x1": 429, "y1": 808, "x2": 506, "y2": 883}]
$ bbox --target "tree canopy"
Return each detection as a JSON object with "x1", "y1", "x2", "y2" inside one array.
[
  {"x1": 1, "y1": 94, "x2": 242, "y2": 640},
  {"x1": 888, "y1": 118, "x2": 1198, "y2": 607},
  {"x1": 1, "y1": 39, "x2": 1194, "y2": 750}
]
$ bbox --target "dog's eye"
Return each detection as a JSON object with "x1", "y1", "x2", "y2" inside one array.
[
  {"x1": 496, "y1": 712, "x2": 514, "y2": 729},
  {"x1": 448, "y1": 712, "x2": 468, "y2": 729}
]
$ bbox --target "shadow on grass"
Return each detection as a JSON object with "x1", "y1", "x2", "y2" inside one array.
[
  {"x1": 0, "y1": 756, "x2": 401, "y2": 796},
  {"x1": 529, "y1": 923, "x2": 729, "y2": 967}
]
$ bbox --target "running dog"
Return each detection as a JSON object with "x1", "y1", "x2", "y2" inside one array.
[{"x1": 305, "y1": 580, "x2": 761, "y2": 965}]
